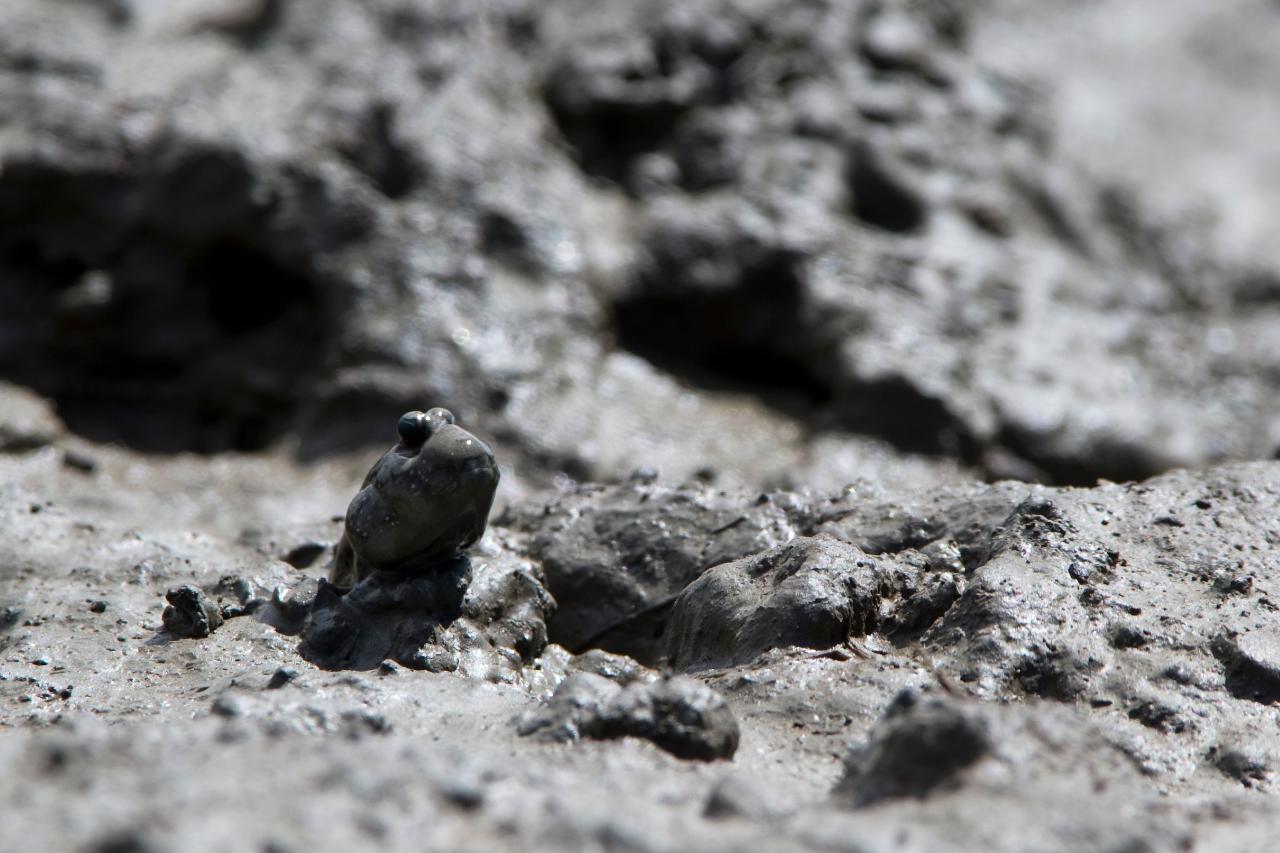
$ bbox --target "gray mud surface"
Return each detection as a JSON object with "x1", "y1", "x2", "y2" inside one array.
[{"x1": 3, "y1": 1, "x2": 1280, "y2": 851}]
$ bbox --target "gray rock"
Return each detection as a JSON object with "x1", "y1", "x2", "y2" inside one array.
[
  {"x1": 569, "y1": 649, "x2": 657, "y2": 686},
  {"x1": 458, "y1": 560, "x2": 557, "y2": 665},
  {"x1": 838, "y1": 692, "x2": 992, "y2": 806},
  {"x1": 0, "y1": 382, "x2": 63, "y2": 452},
  {"x1": 594, "y1": 676, "x2": 741, "y2": 761},
  {"x1": 160, "y1": 586, "x2": 225, "y2": 639},
  {"x1": 703, "y1": 773, "x2": 791, "y2": 820},
  {"x1": 825, "y1": 693, "x2": 1188, "y2": 851},
  {"x1": 517, "y1": 671, "x2": 619, "y2": 743},
  {"x1": 259, "y1": 576, "x2": 322, "y2": 635},
  {"x1": 503, "y1": 482, "x2": 803, "y2": 662},
  {"x1": 665, "y1": 535, "x2": 899, "y2": 670},
  {"x1": 519, "y1": 672, "x2": 740, "y2": 761}
]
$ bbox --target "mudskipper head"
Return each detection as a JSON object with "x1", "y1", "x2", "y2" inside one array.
[{"x1": 339, "y1": 407, "x2": 500, "y2": 578}]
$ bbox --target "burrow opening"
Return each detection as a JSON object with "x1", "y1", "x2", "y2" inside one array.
[
  {"x1": 611, "y1": 238, "x2": 980, "y2": 461},
  {"x1": 0, "y1": 153, "x2": 333, "y2": 454},
  {"x1": 847, "y1": 144, "x2": 928, "y2": 234},
  {"x1": 544, "y1": 62, "x2": 695, "y2": 190},
  {"x1": 334, "y1": 103, "x2": 422, "y2": 200},
  {"x1": 613, "y1": 245, "x2": 833, "y2": 417}
]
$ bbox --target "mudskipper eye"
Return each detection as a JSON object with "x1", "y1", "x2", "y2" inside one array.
[
  {"x1": 425, "y1": 407, "x2": 456, "y2": 432},
  {"x1": 397, "y1": 411, "x2": 430, "y2": 446}
]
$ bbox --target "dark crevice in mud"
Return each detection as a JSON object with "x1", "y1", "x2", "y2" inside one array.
[
  {"x1": 832, "y1": 377, "x2": 979, "y2": 459},
  {"x1": 542, "y1": 25, "x2": 738, "y2": 192},
  {"x1": 565, "y1": 595, "x2": 680, "y2": 666},
  {"x1": 615, "y1": 275, "x2": 980, "y2": 464},
  {"x1": 335, "y1": 103, "x2": 421, "y2": 200},
  {"x1": 613, "y1": 247, "x2": 833, "y2": 416},
  {"x1": 846, "y1": 144, "x2": 928, "y2": 234},
  {"x1": 0, "y1": 156, "x2": 333, "y2": 454},
  {"x1": 479, "y1": 209, "x2": 542, "y2": 273},
  {"x1": 189, "y1": 239, "x2": 317, "y2": 335},
  {"x1": 996, "y1": 424, "x2": 1168, "y2": 487},
  {"x1": 612, "y1": 225, "x2": 1000, "y2": 471},
  {"x1": 1212, "y1": 636, "x2": 1280, "y2": 706},
  {"x1": 1220, "y1": 664, "x2": 1280, "y2": 706},
  {"x1": 199, "y1": 0, "x2": 286, "y2": 48},
  {"x1": 568, "y1": 574, "x2": 965, "y2": 670},
  {"x1": 545, "y1": 584, "x2": 678, "y2": 669},
  {"x1": 883, "y1": 585, "x2": 963, "y2": 642},
  {"x1": 544, "y1": 65, "x2": 692, "y2": 189}
]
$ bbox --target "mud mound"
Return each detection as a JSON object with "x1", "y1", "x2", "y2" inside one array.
[{"x1": 2, "y1": 0, "x2": 1277, "y2": 487}]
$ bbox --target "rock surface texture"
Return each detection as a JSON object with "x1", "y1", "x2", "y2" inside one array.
[{"x1": 4, "y1": 0, "x2": 1280, "y2": 851}]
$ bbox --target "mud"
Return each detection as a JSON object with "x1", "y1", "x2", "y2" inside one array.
[
  {"x1": 3, "y1": 0, "x2": 1278, "y2": 493},
  {"x1": 5, "y1": 447, "x2": 1280, "y2": 849},
  {"x1": 518, "y1": 672, "x2": 741, "y2": 761},
  {"x1": 4, "y1": 0, "x2": 1280, "y2": 850}
]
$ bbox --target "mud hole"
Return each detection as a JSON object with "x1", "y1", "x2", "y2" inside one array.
[{"x1": 0, "y1": 151, "x2": 334, "y2": 453}]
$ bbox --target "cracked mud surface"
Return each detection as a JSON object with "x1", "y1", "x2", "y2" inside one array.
[{"x1": 4, "y1": 0, "x2": 1280, "y2": 851}]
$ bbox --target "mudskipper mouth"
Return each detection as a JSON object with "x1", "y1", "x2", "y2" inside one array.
[{"x1": 461, "y1": 456, "x2": 498, "y2": 479}]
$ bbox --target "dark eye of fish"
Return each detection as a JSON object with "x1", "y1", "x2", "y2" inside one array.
[
  {"x1": 397, "y1": 410, "x2": 430, "y2": 447},
  {"x1": 425, "y1": 407, "x2": 456, "y2": 432}
]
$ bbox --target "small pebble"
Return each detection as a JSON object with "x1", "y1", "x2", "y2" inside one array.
[
  {"x1": 266, "y1": 667, "x2": 298, "y2": 689},
  {"x1": 62, "y1": 450, "x2": 97, "y2": 473},
  {"x1": 629, "y1": 465, "x2": 659, "y2": 484}
]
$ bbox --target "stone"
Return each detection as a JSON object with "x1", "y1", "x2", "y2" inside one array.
[
  {"x1": 161, "y1": 586, "x2": 225, "y2": 639},
  {"x1": 665, "y1": 536, "x2": 898, "y2": 670},
  {"x1": 838, "y1": 693, "x2": 993, "y2": 806},
  {"x1": 504, "y1": 482, "x2": 802, "y2": 663},
  {"x1": 518, "y1": 672, "x2": 740, "y2": 761}
]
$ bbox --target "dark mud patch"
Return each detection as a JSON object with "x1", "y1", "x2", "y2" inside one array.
[
  {"x1": 333, "y1": 102, "x2": 422, "y2": 200},
  {"x1": 0, "y1": 146, "x2": 338, "y2": 453},
  {"x1": 1213, "y1": 633, "x2": 1280, "y2": 706},
  {"x1": 613, "y1": 242, "x2": 831, "y2": 414},
  {"x1": 846, "y1": 143, "x2": 928, "y2": 234}
]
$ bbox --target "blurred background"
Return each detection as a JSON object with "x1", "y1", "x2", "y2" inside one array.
[{"x1": 2, "y1": 0, "x2": 1278, "y2": 529}]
